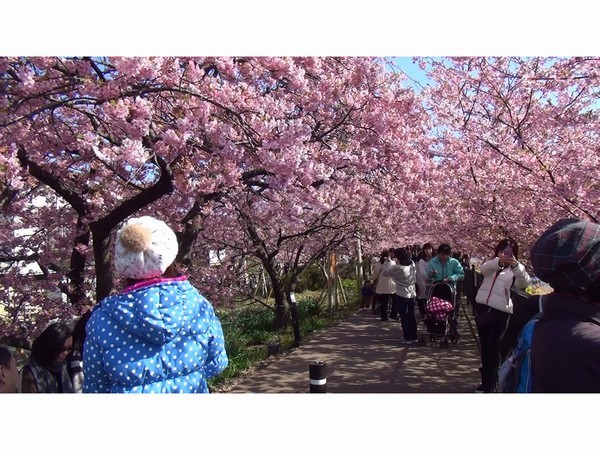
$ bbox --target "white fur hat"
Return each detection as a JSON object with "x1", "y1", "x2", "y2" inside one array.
[{"x1": 114, "y1": 216, "x2": 178, "y2": 280}]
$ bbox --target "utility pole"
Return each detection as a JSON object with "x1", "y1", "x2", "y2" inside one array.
[{"x1": 356, "y1": 232, "x2": 363, "y2": 300}]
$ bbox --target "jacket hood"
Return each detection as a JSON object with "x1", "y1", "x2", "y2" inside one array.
[{"x1": 100, "y1": 279, "x2": 197, "y2": 345}]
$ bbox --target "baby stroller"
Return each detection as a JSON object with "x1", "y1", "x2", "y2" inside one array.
[{"x1": 420, "y1": 281, "x2": 460, "y2": 347}]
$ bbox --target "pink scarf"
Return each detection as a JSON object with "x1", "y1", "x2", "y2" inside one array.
[{"x1": 121, "y1": 275, "x2": 188, "y2": 294}]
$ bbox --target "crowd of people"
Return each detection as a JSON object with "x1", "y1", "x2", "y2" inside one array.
[
  {"x1": 363, "y1": 243, "x2": 468, "y2": 346},
  {"x1": 364, "y1": 242, "x2": 469, "y2": 322},
  {"x1": 361, "y1": 219, "x2": 600, "y2": 393},
  {"x1": 1, "y1": 217, "x2": 599, "y2": 394}
]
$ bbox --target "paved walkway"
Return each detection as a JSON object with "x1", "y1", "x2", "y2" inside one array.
[{"x1": 222, "y1": 301, "x2": 482, "y2": 393}]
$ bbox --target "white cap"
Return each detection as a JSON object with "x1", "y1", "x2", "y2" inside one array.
[{"x1": 114, "y1": 216, "x2": 178, "y2": 280}]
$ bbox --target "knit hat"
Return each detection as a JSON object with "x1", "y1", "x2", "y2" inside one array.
[
  {"x1": 530, "y1": 218, "x2": 600, "y2": 291},
  {"x1": 114, "y1": 216, "x2": 178, "y2": 280}
]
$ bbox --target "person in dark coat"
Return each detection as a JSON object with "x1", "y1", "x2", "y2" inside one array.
[
  {"x1": 0, "y1": 346, "x2": 19, "y2": 393},
  {"x1": 530, "y1": 218, "x2": 600, "y2": 393},
  {"x1": 21, "y1": 322, "x2": 75, "y2": 393}
]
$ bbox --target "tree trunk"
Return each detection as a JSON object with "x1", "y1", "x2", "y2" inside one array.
[
  {"x1": 178, "y1": 220, "x2": 202, "y2": 267},
  {"x1": 255, "y1": 252, "x2": 288, "y2": 330},
  {"x1": 66, "y1": 217, "x2": 90, "y2": 305},
  {"x1": 178, "y1": 193, "x2": 224, "y2": 267},
  {"x1": 273, "y1": 287, "x2": 287, "y2": 330},
  {"x1": 91, "y1": 226, "x2": 113, "y2": 302}
]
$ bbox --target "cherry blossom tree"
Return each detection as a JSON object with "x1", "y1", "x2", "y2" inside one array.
[
  {"x1": 414, "y1": 56, "x2": 600, "y2": 259},
  {"x1": 1, "y1": 56, "x2": 433, "y2": 341},
  {"x1": 152, "y1": 56, "x2": 433, "y2": 329},
  {"x1": 6, "y1": 56, "x2": 597, "y2": 344}
]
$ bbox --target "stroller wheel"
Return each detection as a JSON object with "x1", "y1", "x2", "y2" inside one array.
[
  {"x1": 439, "y1": 339, "x2": 449, "y2": 348},
  {"x1": 419, "y1": 335, "x2": 427, "y2": 347}
]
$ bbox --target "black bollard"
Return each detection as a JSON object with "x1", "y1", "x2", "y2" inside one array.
[
  {"x1": 287, "y1": 289, "x2": 302, "y2": 348},
  {"x1": 309, "y1": 360, "x2": 327, "y2": 393}
]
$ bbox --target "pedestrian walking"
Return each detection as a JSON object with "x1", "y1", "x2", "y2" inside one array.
[
  {"x1": 427, "y1": 243, "x2": 465, "y2": 287},
  {"x1": 383, "y1": 248, "x2": 418, "y2": 343},
  {"x1": 372, "y1": 250, "x2": 396, "y2": 321}
]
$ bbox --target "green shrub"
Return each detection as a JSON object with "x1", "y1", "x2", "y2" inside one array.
[
  {"x1": 339, "y1": 277, "x2": 359, "y2": 301},
  {"x1": 295, "y1": 263, "x2": 326, "y2": 292}
]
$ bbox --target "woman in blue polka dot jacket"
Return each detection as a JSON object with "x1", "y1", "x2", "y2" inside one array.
[{"x1": 83, "y1": 216, "x2": 229, "y2": 393}]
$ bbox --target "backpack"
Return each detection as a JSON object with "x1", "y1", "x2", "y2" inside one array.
[{"x1": 498, "y1": 312, "x2": 542, "y2": 393}]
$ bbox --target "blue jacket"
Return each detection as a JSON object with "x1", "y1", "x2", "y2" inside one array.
[
  {"x1": 426, "y1": 257, "x2": 465, "y2": 285},
  {"x1": 83, "y1": 276, "x2": 228, "y2": 393}
]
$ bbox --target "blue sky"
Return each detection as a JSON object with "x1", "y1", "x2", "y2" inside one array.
[{"x1": 389, "y1": 57, "x2": 431, "y2": 91}]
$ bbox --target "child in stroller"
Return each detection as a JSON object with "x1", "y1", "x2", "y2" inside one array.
[{"x1": 420, "y1": 281, "x2": 460, "y2": 347}]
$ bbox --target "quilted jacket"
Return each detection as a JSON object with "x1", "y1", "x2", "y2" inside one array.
[
  {"x1": 83, "y1": 276, "x2": 228, "y2": 393},
  {"x1": 426, "y1": 257, "x2": 465, "y2": 285},
  {"x1": 475, "y1": 258, "x2": 530, "y2": 314}
]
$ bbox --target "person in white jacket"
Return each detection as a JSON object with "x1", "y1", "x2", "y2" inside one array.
[
  {"x1": 474, "y1": 238, "x2": 531, "y2": 393},
  {"x1": 372, "y1": 250, "x2": 396, "y2": 321},
  {"x1": 382, "y1": 248, "x2": 418, "y2": 343}
]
